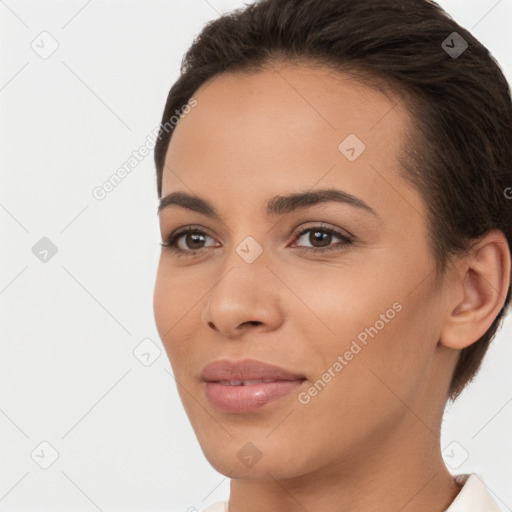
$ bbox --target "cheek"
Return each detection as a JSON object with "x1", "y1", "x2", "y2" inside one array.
[
  {"x1": 153, "y1": 259, "x2": 215, "y2": 379},
  {"x1": 153, "y1": 262, "x2": 192, "y2": 359},
  {"x1": 293, "y1": 259, "x2": 435, "y2": 390},
  {"x1": 153, "y1": 263, "x2": 171, "y2": 341},
  {"x1": 289, "y1": 300, "x2": 427, "y2": 451}
]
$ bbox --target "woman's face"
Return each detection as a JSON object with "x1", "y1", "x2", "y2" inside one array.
[{"x1": 153, "y1": 63, "x2": 458, "y2": 480}]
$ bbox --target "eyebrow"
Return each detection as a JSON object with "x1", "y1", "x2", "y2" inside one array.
[{"x1": 157, "y1": 188, "x2": 379, "y2": 219}]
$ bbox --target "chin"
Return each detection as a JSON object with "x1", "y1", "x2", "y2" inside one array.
[{"x1": 198, "y1": 437, "x2": 308, "y2": 481}]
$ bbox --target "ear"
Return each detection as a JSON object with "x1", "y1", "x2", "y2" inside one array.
[{"x1": 440, "y1": 229, "x2": 511, "y2": 350}]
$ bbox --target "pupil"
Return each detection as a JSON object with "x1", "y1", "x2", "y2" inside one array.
[
  {"x1": 311, "y1": 231, "x2": 330, "y2": 247},
  {"x1": 188, "y1": 233, "x2": 204, "y2": 249}
]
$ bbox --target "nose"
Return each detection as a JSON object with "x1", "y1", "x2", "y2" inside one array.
[{"x1": 200, "y1": 265, "x2": 284, "y2": 338}]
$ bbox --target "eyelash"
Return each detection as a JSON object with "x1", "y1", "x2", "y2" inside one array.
[{"x1": 160, "y1": 224, "x2": 353, "y2": 258}]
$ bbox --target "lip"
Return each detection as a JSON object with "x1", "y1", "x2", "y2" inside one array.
[
  {"x1": 201, "y1": 359, "x2": 307, "y2": 413},
  {"x1": 204, "y1": 380, "x2": 305, "y2": 413},
  {"x1": 200, "y1": 358, "x2": 306, "y2": 382}
]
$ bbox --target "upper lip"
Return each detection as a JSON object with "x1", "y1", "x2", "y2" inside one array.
[{"x1": 200, "y1": 358, "x2": 306, "y2": 382}]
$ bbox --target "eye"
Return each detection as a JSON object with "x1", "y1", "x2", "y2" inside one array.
[
  {"x1": 291, "y1": 224, "x2": 353, "y2": 253},
  {"x1": 160, "y1": 223, "x2": 354, "y2": 257},
  {"x1": 160, "y1": 226, "x2": 218, "y2": 257}
]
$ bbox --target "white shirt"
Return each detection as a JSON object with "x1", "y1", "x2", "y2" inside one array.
[
  {"x1": 200, "y1": 473, "x2": 502, "y2": 512},
  {"x1": 445, "y1": 473, "x2": 502, "y2": 511}
]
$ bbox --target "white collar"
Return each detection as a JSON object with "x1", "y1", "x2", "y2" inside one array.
[{"x1": 445, "y1": 473, "x2": 502, "y2": 511}]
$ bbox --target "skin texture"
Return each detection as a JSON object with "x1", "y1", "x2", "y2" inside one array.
[{"x1": 153, "y1": 62, "x2": 510, "y2": 512}]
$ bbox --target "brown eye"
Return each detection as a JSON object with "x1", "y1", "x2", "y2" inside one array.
[
  {"x1": 178, "y1": 231, "x2": 208, "y2": 250},
  {"x1": 161, "y1": 226, "x2": 218, "y2": 256},
  {"x1": 292, "y1": 225, "x2": 353, "y2": 253}
]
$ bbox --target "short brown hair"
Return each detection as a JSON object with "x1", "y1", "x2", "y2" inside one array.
[{"x1": 154, "y1": 0, "x2": 512, "y2": 401}]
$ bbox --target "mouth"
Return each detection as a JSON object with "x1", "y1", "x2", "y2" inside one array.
[
  {"x1": 200, "y1": 358, "x2": 307, "y2": 413},
  {"x1": 215, "y1": 378, "x2": 296, "y2": 385}
]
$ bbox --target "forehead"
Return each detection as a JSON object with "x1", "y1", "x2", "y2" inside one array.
[{"x1": 162, "y1": 62, "x2": 423, "y2": 224}]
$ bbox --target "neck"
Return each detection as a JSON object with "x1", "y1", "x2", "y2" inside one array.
[{"x1": 227, "y1": 412, "x2": 462, "y2": 512}]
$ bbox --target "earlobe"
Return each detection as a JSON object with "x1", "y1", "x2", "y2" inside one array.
[{"x1": 440, "y1": 230, "x2": 511, "y2": 350}]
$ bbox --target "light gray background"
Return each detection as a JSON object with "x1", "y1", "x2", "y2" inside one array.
[{"x1": 1, "y1": 1, "x2": 511, "y2": 511}]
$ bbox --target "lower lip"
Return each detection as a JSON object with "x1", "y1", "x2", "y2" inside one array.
[{"x1": 204, "y1": 380, "x2": 306, "y2": 413}]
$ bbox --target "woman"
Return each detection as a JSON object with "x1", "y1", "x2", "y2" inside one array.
[{"x1": 152, "y1": 0, "x2": 511, "y2": 510}]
